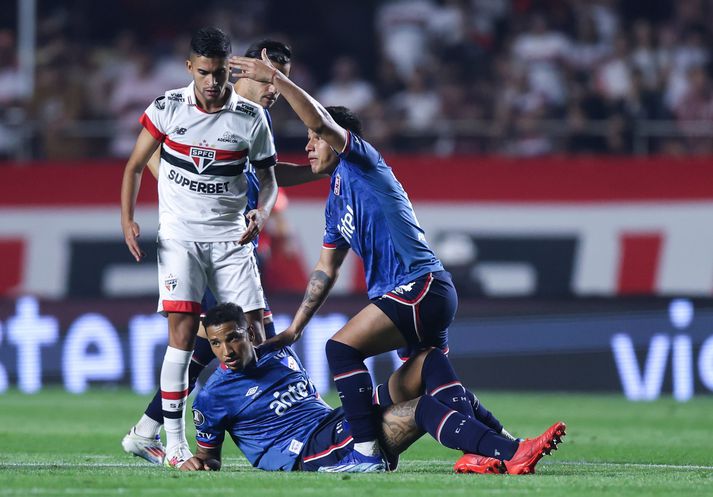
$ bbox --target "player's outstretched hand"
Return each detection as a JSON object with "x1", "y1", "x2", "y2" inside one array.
[
  {"x1": 239, "y1": 208, "x2": 268, "y2": 245},
  {"x1": 230, "y1": 48, "x2": 277, "y2": 84},
  {"x1": 122, "y1": 220, "x2": 145, "y2": 262},
  {"x1": 179, "y1": 456, "x2": 221, "y2": 471}
]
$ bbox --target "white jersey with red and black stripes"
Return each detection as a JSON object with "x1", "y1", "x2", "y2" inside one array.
[{"x1": 140, "y1": 82, "x2": 277, "y2": 241}]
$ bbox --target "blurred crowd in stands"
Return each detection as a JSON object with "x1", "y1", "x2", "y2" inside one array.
[{"x1": 1, "y1": 0, "x2": 713, "y2": 159}]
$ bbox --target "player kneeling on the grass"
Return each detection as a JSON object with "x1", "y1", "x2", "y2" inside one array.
[{"x1": 179, "y1": 303, "x2": 566, "y2": 474}]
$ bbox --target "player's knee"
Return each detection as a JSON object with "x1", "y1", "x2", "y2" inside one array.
[
  {"x1": 325, "y1": 339, "x2": 364, "y2": 371},
  {"x1": 409, "y1": 346, "x2": 437, "y2": 364}
]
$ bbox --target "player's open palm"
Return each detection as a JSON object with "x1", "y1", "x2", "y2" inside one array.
[
  {"x1": 230, "y1": 48, "x2": 276, "y2": 84},
  {"x1": 122, "y1": 220, "x2": 145, "y2": 262}
]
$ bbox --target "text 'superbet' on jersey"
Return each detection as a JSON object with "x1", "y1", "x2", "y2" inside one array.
[
  {"x1": 323, "y1": 131, "x2": 443, "y2": 299},
  {"x1": 192, "y1": 346, "x2": 332, "y2": 471},
  {"x1": 140, "y1": 82, "x2": 277, "y2": 241}
]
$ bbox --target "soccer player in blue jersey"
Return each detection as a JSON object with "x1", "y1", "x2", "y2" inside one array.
[
  {"x1": 232, "y1": 53, "x2": 565, "y2": 473},
  {"x1": 179, "y1": 303, "x2": 565, "y2": 474},
  {"x1": 121, "y1": 40, "x2": 326, "y2": 466}
]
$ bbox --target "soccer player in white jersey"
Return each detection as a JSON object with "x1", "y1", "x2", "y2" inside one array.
[
  {"x1": 120, "y1": 27, "x2": 278, "y2": 468},
  {"x1": 121, "y1": 40, "x2": 329, "y2": 467}
]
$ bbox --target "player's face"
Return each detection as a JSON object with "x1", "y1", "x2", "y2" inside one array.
[
  {"x1": 305, "y1": 129, "x2": 339, "y2": 175},
  {"x1": 206, "y1": 320, "x2": 256, "y2": 371},
  {"x1": 237, "y1": 61, "x2": 291, "y2": 109},
  {"x1": 186, "y1": 55, "x2": 230, "y2": 109}
]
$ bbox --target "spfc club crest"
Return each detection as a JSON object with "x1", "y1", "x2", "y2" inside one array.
[
  {"x1": 334, "y1": 173, "x2": 341, "y2": 195},
  {"x1": 164, "y1": 274, "x2": 177, "y2": 292},
  {"x1": 190, "y1": 147, "x2": 216, "y2": 172}
]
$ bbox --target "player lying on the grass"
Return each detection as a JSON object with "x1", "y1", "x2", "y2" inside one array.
[
  {"x1": 179, "y1": 303, "x2": 566, "y2": 474},
  {"x1": 121, "y1": 39, "x2": 327, "y2": 467}
]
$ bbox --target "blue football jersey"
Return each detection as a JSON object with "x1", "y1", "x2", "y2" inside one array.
[
  {"x1": 243, "y1": 108, "x2": 275, "y2": 248},
  {"x1": 323, "y1": 131, "x2": 444, "y2": 299},
  {"x1": 192, "y1": 345, "x2": 332, "y2": 471}
]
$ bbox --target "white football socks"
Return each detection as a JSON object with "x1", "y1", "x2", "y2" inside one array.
[
  {"x1": 134, "y1": 414, "x2": 162, "y2": 439},
  {"x1": 160, "y1": 346, "x2": 192, "y2": 451}
]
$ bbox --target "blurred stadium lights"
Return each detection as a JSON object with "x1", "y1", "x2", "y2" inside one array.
[{"x1": 2, "y1": 295, "x2": 713, "y2": 401}]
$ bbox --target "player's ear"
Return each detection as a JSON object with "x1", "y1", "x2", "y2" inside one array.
[
  {"x1": 246, "y1": 324, "x2": 256, "y2": 343},
  {"x1": 260, "y1": 48, "x2": 272, "y2": 66}
]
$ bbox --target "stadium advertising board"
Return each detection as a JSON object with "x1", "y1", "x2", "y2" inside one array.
[
  {"x1": 1, "y1": 157, "x2": 713, "y2": 298},
  {"x1": 1, "y1": 296, "x2": 712, "y2": 401}
]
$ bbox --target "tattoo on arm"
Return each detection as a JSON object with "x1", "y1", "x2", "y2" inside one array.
[
  {"x1": 298, "y1": 270, "x2": 333, "y2": 320},
  {"x1": 379, "y1": 399, "x2": 425, "y2": 457}
]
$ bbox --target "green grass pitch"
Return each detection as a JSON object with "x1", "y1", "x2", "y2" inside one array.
[{"x1": 1, "y1": 389, "x2": 712, "y2": 496}]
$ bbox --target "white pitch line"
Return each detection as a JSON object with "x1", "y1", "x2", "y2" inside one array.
[
  {"x1": 555, "y1": 460, "x2": 713, "y2": 471},
  {"x1": 0, "y1": 460, "x2": 253, "y2": 469},
  {"x1": 2, "y1": 459, "x2": 711, "y2": 472},
  {"x1": 400, "y1": 460, "x2": 713, "y2": 471}
]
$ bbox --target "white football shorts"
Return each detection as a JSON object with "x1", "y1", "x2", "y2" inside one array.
[{"x1": 156, "y1": 238, "x2": 265, "y2": 315}]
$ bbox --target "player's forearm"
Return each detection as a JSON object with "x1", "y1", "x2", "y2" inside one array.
[
  {"x1": 120, "y1": 167, "x2": 143, "y2": 223},
  {"x1": 256, "y1": 168, "x2": 278, "y2": 216},
  {"x1": 274, "y1": 162, "x2": 327, "y2": 187},
  {"x1": 290, "y1": 268, "x2": 337, "y2": 333},
  {"x1": 271, "y1": 71, "x2": 338, "y2": 137}
]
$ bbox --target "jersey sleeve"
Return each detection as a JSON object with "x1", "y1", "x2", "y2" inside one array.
[
  {"x1": 248, "y1": 111, "x2": 277, "y2": 169},
  {"x1": 139, "y1": 95, "x2": 169, "y2": 142},
  {"x1": 337, "y1": 131, "x2": 380, "y2": 170},
  {"x1": 192, "y1": 391, "x2": 226, "y2": 450},
  {"x1": 322, "y1": 200, "x2": 349, "y2": 250}
]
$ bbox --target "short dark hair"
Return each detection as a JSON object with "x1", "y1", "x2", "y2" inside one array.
[
  {"x1": 190, "y1": 27, "x2": 231, "y2": 59},
  {"x1": 326, "y1": 106, "x2": 363, "y2": 136},
  {"x1": 244, "y1": 39, "x2": 292, "y2": 66},
  {"x1": 202, "y1": 302, "x2": 247, "y2": 330}
]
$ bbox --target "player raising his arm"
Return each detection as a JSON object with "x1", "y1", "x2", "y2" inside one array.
[
  {"x1": 120, "y1": 28, "x2": 278, "y2": 468},
  {"x1": 231, "y1": 52, "x2": 565, "y2": 472},
  {"x1": 179, "y1": 303, "x2": 565, "y2": 475}
]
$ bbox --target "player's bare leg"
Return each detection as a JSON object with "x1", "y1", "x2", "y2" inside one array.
[
  {"x1": 332, "y1": 304, "x2": 407, "y2": 355},
  {"x1": 385, "y1": 349, "x2": 520, "y2": 442}
]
